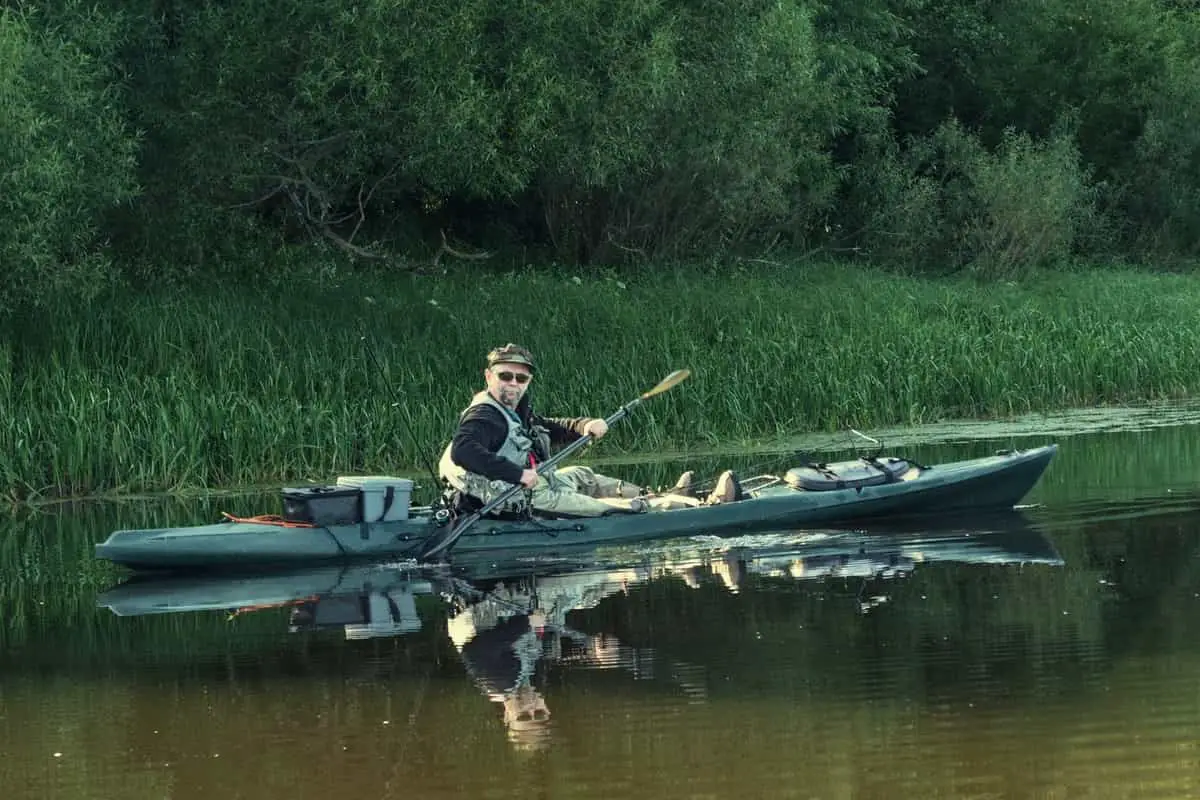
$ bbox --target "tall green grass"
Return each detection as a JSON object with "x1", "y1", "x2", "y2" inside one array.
[{"x1": 4, "y1": 263, "x2": 1200, "y2": 499}]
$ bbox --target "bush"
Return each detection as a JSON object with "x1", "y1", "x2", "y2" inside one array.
[
  {"x1": 849, "y1": 121, "x2": 1096, "y2": 276},
  {"x1": 836, "y1": 130, "x2": 945, "y2": 270},
  {"x1": 965, "y1": 127, "x2": 1097, "y2": 276}
]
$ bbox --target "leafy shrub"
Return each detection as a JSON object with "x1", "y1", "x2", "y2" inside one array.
[
  {"x1": 849, "y1": 120, "x2": 1096, "y2": 276},
  {"x1": 965, "y1": 127, "x2": 1097, "y2": 277}
]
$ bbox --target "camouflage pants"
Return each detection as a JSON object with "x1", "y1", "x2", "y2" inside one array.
[
  {"x1": 530, "y1": 466, "x2": 645, "y2": 517},
  {"x1": 464, "y1": 465, "x2": 696, "y2": 517}
]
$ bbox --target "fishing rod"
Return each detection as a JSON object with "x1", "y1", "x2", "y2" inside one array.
[{"x1": 359, "y1": 334, "x2": 444, "y2": 502}]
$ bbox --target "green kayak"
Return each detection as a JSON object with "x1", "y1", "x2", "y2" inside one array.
[{"x1": 93, "y1": 444, "x2": 1057, "y2": 572}]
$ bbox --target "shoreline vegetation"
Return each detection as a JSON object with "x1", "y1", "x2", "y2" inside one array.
[
  {"x1": 7, "y1": 2, "x2": 1200, "y2": 504},
  {"x1": 4, "y1": 263, "x2": 1200, "y2": 504}
]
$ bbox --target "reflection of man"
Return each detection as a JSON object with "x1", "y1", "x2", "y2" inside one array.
[
  {"x1": 447, "y1": 596, "x2": 553, "y2": 750},
  {"x1": 444, "y1": 567, "x2": 715, "y2": 748},
  {"x1": 444, "y1": 570, "x2": 652, "y2": 749}
]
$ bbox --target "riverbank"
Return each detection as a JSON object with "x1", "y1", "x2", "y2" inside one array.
[{"x1": 3, "y1": 262, "x2": 1199, "y2": 502}]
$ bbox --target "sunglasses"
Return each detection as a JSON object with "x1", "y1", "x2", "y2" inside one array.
[{"x1": 494, "y1": 370, "x2": 531, "y2": 384}]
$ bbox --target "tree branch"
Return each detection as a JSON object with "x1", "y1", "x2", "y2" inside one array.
[{"x1": 432, "y1": 229, "x2": 493, "y2": 267}]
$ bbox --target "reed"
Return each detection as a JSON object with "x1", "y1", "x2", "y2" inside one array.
[{"x1": 4, "y1": 263, "x2": 1200, "y2": 499}]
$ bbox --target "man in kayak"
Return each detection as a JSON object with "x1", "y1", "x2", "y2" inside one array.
[{"x1": 439, "y1": 343, "x2": 740, "y2": 517}]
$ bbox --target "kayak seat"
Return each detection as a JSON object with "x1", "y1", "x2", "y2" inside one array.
[{"x1": 784, "y1": 457, "x2": 911, "y2": 492}]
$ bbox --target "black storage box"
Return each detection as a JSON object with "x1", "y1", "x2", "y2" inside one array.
[{"x1": 281, "y1": 485, "x2": 362, "y2": 526}]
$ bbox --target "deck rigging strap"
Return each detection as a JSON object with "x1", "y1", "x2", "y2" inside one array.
[{"x1": 220, "y1": 512, "x2": 316, "y2": 529}]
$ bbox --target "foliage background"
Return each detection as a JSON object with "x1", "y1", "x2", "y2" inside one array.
[{"x1": 4, "y1": 0, "x2": 1200, "y2": 317}]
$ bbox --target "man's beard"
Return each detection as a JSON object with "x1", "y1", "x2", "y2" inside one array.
[{"x1": 498, "y1": 387, "x2": 522, "y2": 407}]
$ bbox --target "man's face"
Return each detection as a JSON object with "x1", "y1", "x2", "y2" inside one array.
[{"x1": 485, "y1": 362, "x2": 533, "y2": 408}]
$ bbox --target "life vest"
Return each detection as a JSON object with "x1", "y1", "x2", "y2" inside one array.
[{"x1": 438, "y1": 391, "x2": 551, "y2": 506}]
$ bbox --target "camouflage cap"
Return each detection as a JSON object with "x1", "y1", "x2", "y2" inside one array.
[{"x1": 486, "y1": 343, "x2": 536, "y2": 372}]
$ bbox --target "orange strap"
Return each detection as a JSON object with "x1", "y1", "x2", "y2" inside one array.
[
  {"x1": 220, "y1": 512, "x2": 317, "y2": 529},
  {"x1": 227, "y1": 596, "x2": 319, "y2": 620}
]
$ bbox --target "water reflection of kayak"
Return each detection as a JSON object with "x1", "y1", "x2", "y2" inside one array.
[
  {"x1": 96, "y1": 515, "x2": 1062, "y2": 622},
  {"x1": 93, "y1": 445, "x2": 1057, "y2": 571},
  {"x1": 96, "y1": 517, "x2": 1065, "y2": 751}
]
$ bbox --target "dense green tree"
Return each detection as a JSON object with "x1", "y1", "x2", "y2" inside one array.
[
  {"x1": 1123, "y1": 11, "x2": 1200, "y2": 255},
  {"x1": 100, "y1": 0, "x2": 919, "y2": 267},
  {"x1": 886, "y1": 0, "x2": 1200, "y2": 257},
  {"x1": 0, "y1": 5, "x2": 138, "y2": 315},
  {"x1": 3, "y1": 0, "x2": 1200, "y2": 301}
]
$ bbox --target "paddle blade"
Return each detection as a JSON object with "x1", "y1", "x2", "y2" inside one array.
[{"x1": 642, "y1": 368, "x2": 690, "y2": 399}]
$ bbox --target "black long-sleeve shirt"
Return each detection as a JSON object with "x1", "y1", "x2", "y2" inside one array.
[
  {"x1": 459, "y1": 613, "x2": 536, "y2": 695},
  {"x1": 448, "y1": 394, "x2": 595, "y2": 484}
]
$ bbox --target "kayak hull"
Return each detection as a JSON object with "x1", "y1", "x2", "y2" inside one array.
[{"x1": 93, "y1": 445, "x2": 1057, "y2": 572}]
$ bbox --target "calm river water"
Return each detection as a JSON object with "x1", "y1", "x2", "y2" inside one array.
[{"x1": 4, "y1": 409, "x2": 1200, "y2": 799}]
